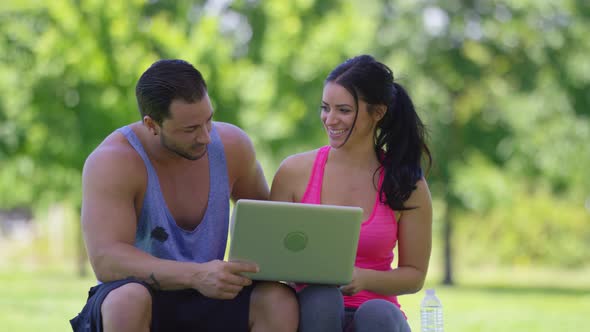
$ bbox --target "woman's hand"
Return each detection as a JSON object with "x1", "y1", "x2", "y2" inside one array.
[{"x1": 339, "y1": 268, "x2": 368, "y2": 296}]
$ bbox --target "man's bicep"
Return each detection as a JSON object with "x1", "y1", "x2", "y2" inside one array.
[
  {"x1": 216, "y1": 122, "x2": 269, "y2": 201},
  {"x1": 231, "y1": 160, "x2": 269, "y2": 201},
  {"x1": 81, "y1": 156, "x2": 138, "y2": 261}
]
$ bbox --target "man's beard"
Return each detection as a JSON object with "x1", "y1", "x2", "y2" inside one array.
[{"x1": 160, "y1": 134, "x2": 208, "y2": 161}]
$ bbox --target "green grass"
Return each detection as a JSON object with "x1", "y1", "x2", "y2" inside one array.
[
  {"x1": 0, "y1": 265, "x2": 95, "y2": 331},
  {"x1": 402, "y1": 284, "x2": 589, "y2": 331},
  {"x1": 0, "y1": 264, "x2": 588, "y2": 332}
]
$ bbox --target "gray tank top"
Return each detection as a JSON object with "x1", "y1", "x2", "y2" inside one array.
[{"x1": 117, "y1": 124, "x2": 229, "y2": 263}]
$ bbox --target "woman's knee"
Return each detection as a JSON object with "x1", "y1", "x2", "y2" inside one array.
[
  {"x1": 297, "y1": 285, "x2": 344, "y2": 332},
  {"x1": 298, "y1": 285, "x2": 343, "y2": 309},
  {"x1": 354, "y1": 299, "x2": 409, "y2": 332},
  {"x1": 355, "y1": 299, "x2": 402, "y2": 318},
  {"x1": 101, "y1": 282, "x2": 152, "y2": 329}
]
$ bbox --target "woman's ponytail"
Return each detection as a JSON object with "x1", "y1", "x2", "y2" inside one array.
[{"x1": 376, "y1": 82, "x2": 431, "y2": 210}]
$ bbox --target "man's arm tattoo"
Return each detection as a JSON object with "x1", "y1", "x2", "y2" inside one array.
[
  {"x1": 149, "y1": 273, "x2": 162, "y2": 290},
  {"x1": 125, "y1": 273, "x2": 162, "y2": 290}
]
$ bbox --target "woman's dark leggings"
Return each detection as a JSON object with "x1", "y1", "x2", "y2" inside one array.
[{"x1": 297, "y1": 285, "x2": 411, "y2": 332}]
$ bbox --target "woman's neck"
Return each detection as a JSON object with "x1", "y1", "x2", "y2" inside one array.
[{"x1": 328, "y1": 141, "x2": 379, "y2": 171}]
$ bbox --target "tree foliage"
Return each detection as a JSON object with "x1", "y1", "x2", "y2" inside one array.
[{"x1": 1, "y1": 0, "x2": 588, "y2": 276}]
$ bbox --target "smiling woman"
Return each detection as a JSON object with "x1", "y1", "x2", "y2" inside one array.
[
  {"x1": 320, "y1": 82, "x2": 378, "y2": 149},
  {"x1": 271, "y1": 54, "x2": 433, "y2": 332}
]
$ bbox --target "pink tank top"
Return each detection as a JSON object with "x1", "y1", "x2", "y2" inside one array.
[{"x1": 300, "y1": 146, "x2": 401, "y2": 309}]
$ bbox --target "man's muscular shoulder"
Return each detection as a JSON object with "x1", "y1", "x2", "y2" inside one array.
[
  {"x1": 214, "y1": 122, "x2": 254, "y2": 164},
  {"x1": 214, "y1": 122, "x2": 256, "y2": 176},
  {"x1": 82, "y1": 130, "x2": 146, "y2": 193},
  {"x1": 214, "y1": 121, "x2": 253, "y2": 154}
]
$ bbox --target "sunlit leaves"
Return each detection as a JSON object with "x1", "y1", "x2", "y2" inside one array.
[{"x1": 0, "y1": 0, "x2": 588, "y2": 270}]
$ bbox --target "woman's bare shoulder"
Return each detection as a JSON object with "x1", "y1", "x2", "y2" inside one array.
[
  {"x1": 271, "y1": 149, "x2": 320, "y2": 202},
  {"x1": 277, "y1": 149, "x2": 319, "y2": 176}
]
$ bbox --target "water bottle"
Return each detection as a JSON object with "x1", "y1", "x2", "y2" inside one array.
[{"x1": 420, "y1": 288, "x2": 443, "y2": 332}]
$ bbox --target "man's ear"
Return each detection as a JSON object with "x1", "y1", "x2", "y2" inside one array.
[{"x1": 143, "y1": 116, "x2": 159, "y2": 136}]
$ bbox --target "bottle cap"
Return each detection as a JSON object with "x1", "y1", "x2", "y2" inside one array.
[{"x1": 426, "y1": 288, "x2": 435, "y2": 295}]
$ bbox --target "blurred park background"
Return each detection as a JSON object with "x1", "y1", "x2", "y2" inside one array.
[{"x1": 0, "y1": 0, "x2": 589, "y2": 331}]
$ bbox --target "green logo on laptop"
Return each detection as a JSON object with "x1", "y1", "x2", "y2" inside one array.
[{"x1": 284, "y1": 232, "x2": 308, "y2": 252}]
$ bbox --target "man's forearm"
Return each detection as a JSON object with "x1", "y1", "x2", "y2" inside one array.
[{"x1": 90, "y1": 243, "x2": 200, "y2": 291}]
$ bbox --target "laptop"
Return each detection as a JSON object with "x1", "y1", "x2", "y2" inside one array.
[{"x1": 227, "y1": 199, "x2": 363, "y2": 285}]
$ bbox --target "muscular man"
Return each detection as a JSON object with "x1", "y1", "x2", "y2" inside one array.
[{"x1": 70, "y1": 59, "x2": 298, "y2": 331}]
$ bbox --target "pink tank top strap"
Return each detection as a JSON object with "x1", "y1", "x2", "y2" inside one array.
[{"x1": 300, "y1": 146, "x2": 331, "y2": 204}]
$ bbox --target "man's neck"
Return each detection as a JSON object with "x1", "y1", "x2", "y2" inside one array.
[{"x1": 131, "y1": 122, "x2": 191, "y2": 167}]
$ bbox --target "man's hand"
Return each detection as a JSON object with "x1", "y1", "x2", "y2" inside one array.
[
  {"x1": 192, "y1": 260, "x2": 259, "y2": 299},
  {"x1": 339, "y1": 268, "x2": 367, "y2": 296}
]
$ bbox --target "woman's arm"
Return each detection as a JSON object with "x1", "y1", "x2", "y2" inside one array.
[{"x1": 340, "y1": 178, "x2": 433, "y2": 296}]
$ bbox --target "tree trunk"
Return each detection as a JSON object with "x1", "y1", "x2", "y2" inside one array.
[
  {"x1": 442, "y1": 201, "x2": 454, "y2": 285},
  {"x1": 442, "y1": 99, "x2": 458, "y2": 286}
]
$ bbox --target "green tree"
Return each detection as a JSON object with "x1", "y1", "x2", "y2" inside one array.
[{"x1": 1, "y1": 0, "x2": 588, "y2": 282}]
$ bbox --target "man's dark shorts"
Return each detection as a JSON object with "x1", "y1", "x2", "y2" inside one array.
[{"x1": 70, "y1": 278, "x2": 255, "y2": 332}]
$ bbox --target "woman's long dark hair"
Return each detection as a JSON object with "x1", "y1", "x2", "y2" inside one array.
[{"x1": 326, "y1": 55, "x2": 432, "y2": 210}]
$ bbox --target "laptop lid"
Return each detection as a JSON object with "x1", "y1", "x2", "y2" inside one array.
[{"x1": 227, "y1": 199, "x2": 363, "y2": 285}]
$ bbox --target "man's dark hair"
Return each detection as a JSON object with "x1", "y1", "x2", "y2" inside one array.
[{"x1": 135, "y1": 59, "x2": 208, "y2": 124}]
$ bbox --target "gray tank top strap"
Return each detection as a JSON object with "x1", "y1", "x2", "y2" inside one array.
[
  {"x1": 116, "y1": 124, "x2": 230, "y2": 263},
  {"x1": 116, "y1": 126, "x2": 159, "y2": 179}
]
